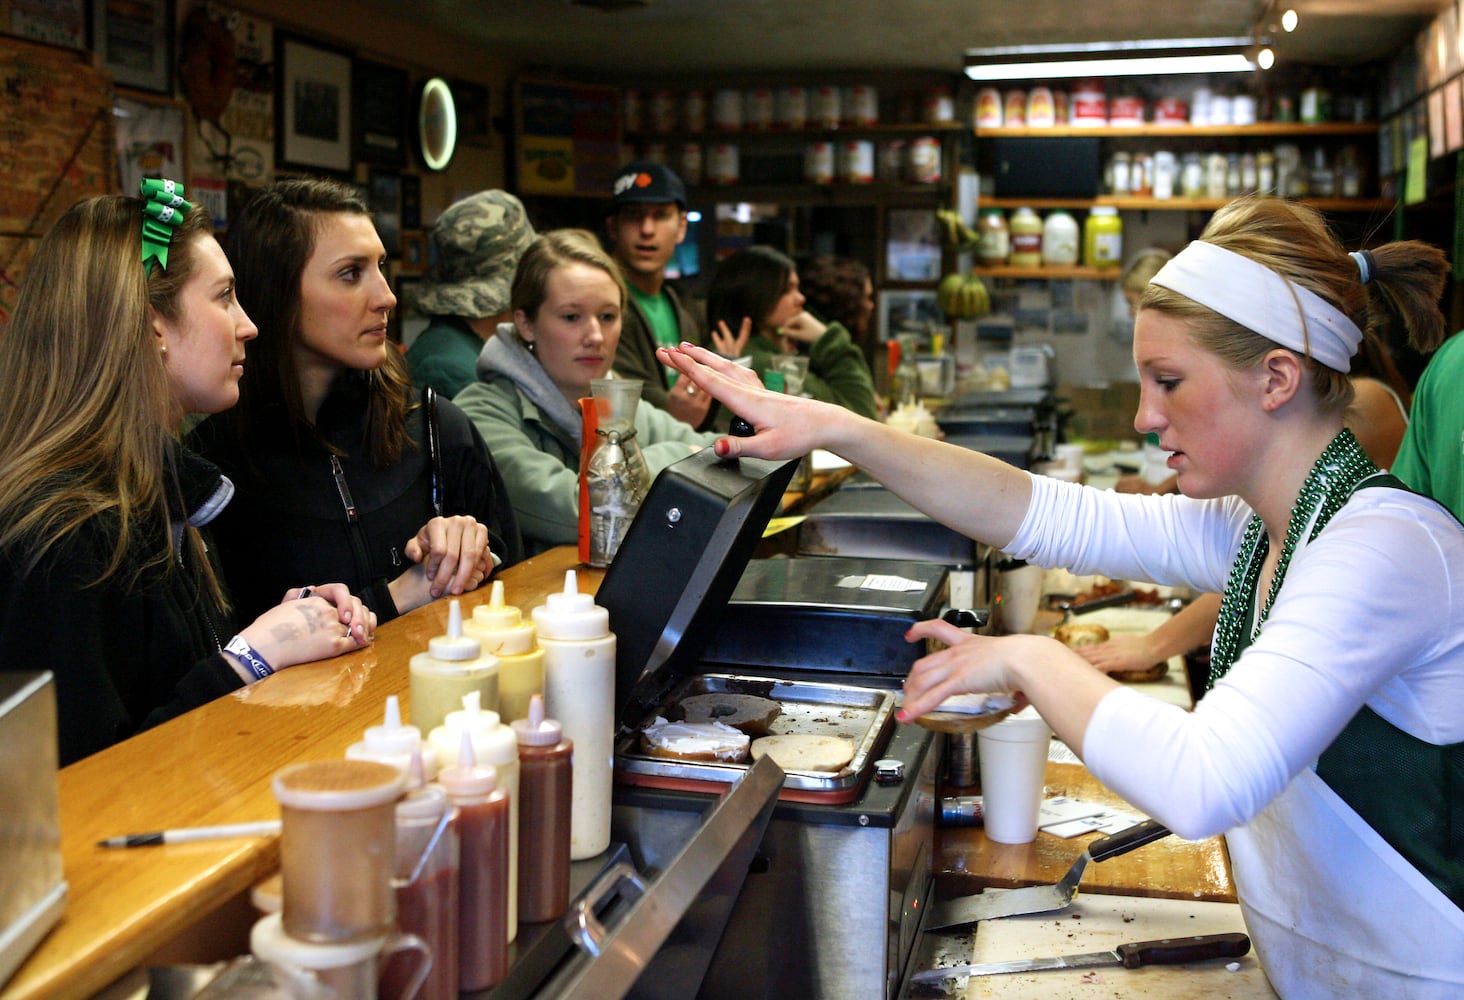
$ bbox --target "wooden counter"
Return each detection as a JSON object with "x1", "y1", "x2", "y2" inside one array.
[
  {"x1": 937, "y1": 761, "x2": 1235, "y2": 904},
  {"x1": 3, "y1": 548, "x2": 597, "y2": 1000},
  {"x1": 6, "y1": 541, "x2": 1232, "y2": 998}
]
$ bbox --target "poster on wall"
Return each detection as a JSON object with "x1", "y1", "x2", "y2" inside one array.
[
  {"x1": 276, "y1": 33, "x2": 352, "y2": 174},
  {"x1": 180, "y1": 4, "x2": 273, "y2": 186},
  {"x1": 94, "y1": 0, "x2": 174, "y2": 93},
  {"x1": 515, "y1": 78, "x2": 621, "y2": 197},
  {"x1": 7, "y1": 0, "x2": 86, "y2": 51},
  {"x1": 115, "y1": 94, "x2": 187, "y2": 195}
]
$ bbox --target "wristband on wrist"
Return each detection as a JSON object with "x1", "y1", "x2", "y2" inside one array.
[{"x1": 225, "y1": 634, "x2": 274, "y2": 681}]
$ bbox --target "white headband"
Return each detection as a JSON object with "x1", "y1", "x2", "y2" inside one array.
[{"x1": 1149, "y1": 241, "x2": 1361, "y2": 372}]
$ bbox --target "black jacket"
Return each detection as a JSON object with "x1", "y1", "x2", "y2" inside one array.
[
  {"x1": 0, "y1": 446, "x2": 243, "y2": 766},
  {"x1": 191, "y1": 375, "x2": 522, "y2": 625}
]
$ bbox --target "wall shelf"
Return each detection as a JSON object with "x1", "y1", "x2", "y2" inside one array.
[
  {"x1": 629, "y1": 121, "x2": 967, "y2": 144},
  {"x1": 973, "y1": 265, "x2": 1121, "y2": 281},
  {"x1": 686, "y1": 181, "x2": 949, "y2": 205},
  {"x1": 976, "y1": 196, "x2": 1393, "y2": 212},
  {"x1": 976, "y1": 123, "x2": 1378, "y2": 139}
]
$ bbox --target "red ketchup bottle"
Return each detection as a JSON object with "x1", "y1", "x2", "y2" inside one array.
[
  {"x1": 511, "y1": 694, "x2": 573, "y2": 923},
  {"x1": 437, "y1": 730, "x2": 510, "y2": 991}
]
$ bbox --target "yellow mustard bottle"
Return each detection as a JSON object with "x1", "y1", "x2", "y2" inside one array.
[
  {"x1": 465, "y1": 580, "x2": 546, "y2": 724},
  {"x1": 1083, "y1": 206, "x2": 1123, "y2": 269}
]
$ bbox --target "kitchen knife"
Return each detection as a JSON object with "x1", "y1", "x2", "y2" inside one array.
[{"x1": 910, "y1": 932, "x2": 1250, "y2": 983}]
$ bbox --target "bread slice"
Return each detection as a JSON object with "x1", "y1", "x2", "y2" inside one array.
[
  {"x1": 750, "y1": 733, "x2": 856, "y2": 773},
  {"x1": 677, "y1": 692, "x2": 781, "y2": 736},
  {"x1": 1052, "y1": 622, "x2": 1109, "y2": 647},
  {"x1": 640, "y1": 718, "x2": 750, "y2": 763}
]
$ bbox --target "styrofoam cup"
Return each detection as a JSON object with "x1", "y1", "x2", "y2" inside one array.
[
  {"x1": 996, "y1": 563, "x2": 1045, "y2": 634},
  {"x1": 977, "y1": 707, "x2": 1051, "y2": 843}
]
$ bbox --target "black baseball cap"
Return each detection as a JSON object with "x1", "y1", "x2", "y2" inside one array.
[{"x1": 607, "y1": 161, "x2": 687, "y2": 213}]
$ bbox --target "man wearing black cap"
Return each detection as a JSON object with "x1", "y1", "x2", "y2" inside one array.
[{"x1": 604, "y1": 161, "x2": 716, "y2": 428}]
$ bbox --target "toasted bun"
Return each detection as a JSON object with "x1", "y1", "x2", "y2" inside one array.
[
  {"x1": 1109, "y1": 661, "x2": 1170, "y2": 684},
  {"x1": 1053, "y1": 622, "x2": 1109, "y2": 648},
  {"x1": 677, "y1": 693, "x2": 782, "y2": 735},
  {"x1": 640, "y1": 718, "x2": 750, "y2": 763},
  {"x1": 750, "y1": 733, "x2": 856, "y2": 773}
]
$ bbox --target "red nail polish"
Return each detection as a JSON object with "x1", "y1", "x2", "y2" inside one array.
[
  {"x1": 714, "y1": 439, "x2": 730, "y2": 457},
  {"x1": 895, "y1": 709, "x2": 910, "y2": 723}
]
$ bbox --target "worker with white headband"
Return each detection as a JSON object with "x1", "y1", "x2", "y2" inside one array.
[{"x1": 658, "y1": 195, "x2": 1464, "y2": 998}]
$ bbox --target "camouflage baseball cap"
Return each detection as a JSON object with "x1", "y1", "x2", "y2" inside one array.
[{"x1": 414, "y1": 190, "x2": 536, "y2": 318}]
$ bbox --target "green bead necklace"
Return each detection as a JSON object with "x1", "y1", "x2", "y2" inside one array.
[{"x1": 1206, "y1": 429, "x2": 1377, "y2": 692}]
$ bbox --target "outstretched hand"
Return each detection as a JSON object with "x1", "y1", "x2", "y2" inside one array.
[{"x1": 712, "y1": 317, "x2": 752, "y2": 358}]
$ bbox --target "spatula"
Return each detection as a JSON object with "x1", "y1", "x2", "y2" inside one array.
[{"x1": 926, "y1": 818, "x2": 1171, "y2": 930}]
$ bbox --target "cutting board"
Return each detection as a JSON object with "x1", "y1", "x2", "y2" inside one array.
[{"x1": 963, "y1": 894, "x2": 1277, "y2": 999}]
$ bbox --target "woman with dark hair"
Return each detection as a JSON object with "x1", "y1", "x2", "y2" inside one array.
[
  {"x1": 193, "y1": 178, "x2": 521, "y2": 625},
  {"x1": 706, "y1": 245, "x2": 876, "y2": 417},
  {"x1": 0, "y1": 184, "x2": 374, "y2": 764},
  {"x1": 797, "y1": 255, "x2": 876, "y2": 365}
]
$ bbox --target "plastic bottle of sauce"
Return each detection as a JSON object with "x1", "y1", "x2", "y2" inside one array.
[
  {"x1": 1008, "y1": 207, "x2": 1043, "y2": 267},
  {"x1": 410, "y1": 600, "x2": 499, "y2": 735},
  {"x1": 428, "y1": 690, "x2": 521, "y2": 941},
  {"x1": 977, "y1": 209, "x2": 1010, "y2": 266},
  {"x1": 382, "y1": 781, "x2": 459, "y2": 1000},
  {"x1": 465, "y1": 581, "x2": 545, "y2": 724},
  {"x1": 533, "y1": 570, "x2": 616, "y2": 861},
  {"x1": 1083, "y1": 206, "x2": 1123, "y2": 269},
  {"x1": 511, "y1": 694, "x2": 573, "y2": 924},
  {"x1": 437, "y1": 731, "x2": 509, "y2": 993},
  {"x1": 346, "y1": 695, "x2": 441, "y2": 782},
  {"x1": 1041, "y1": 210, "x2": 1080, "y2": 266}
]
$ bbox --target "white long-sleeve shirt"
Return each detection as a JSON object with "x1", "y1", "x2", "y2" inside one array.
[{"x1": 1005, "y1": 475, "x2": 1464, "y2": 840}]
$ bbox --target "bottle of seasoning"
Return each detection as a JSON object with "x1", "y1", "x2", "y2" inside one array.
[
  {"x1": 409, "y1": 599, "x2": 499, "y2": 735},
  {"x1": 976, "y1": 208, "x2": 1010, "y2": 266},
  {"x1": 438, "y1": 731, "x2": 509, "y2": 993},
  {"x1": 511, "y1": 695, "x2": 573, "y2": 924},
  {"x1": 1083, "y1": 207, "x2": 1123, "y2": 269},
  {"x1": 428, "y1": 690, "x2": 521, "y2": 941},
  {"x1": 1181, "y1": 153, "x2": 1205, "y2": 198},
  {"x1": 465, "y1": 581, "x2": 545, "y2": 725},
  {"x1": 383, "y1": 781, "x2": 459, "y2": 1000},
  {"x1": 1008, "y1": 206, "x2": 1043, "y2": 267},
  {"x1": 974, "y1": 87, "x2": 1003, "y2": 129},
  {"x1": 1041, "y1": 210, "x2": 1079, "y2": 266},
  {"x1": 533, "y1": 570, "x2": 616, "y2": 861},
  {"x1": 1108, "y1": 151, "x2": 1131, "y2": 195},
  {"x1": 346, "y1": 694, "x2": 441, "y2": 782}
]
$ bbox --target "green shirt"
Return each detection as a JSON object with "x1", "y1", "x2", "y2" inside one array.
[
  {"x1": 627, "y1": 285, "x2": 680, "y2": 385},
  {"x1": 1392, "y1": 331, "x2": 1464, "y2": 521}
]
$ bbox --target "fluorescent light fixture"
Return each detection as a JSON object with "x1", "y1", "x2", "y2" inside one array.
[{"x1": 965, "y1": 37, "x2": 1257, "y2": 81}]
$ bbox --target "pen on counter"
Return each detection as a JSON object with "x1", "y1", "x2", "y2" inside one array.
[{"x1": 97, "y1": 819, "x2": 281, "y2": 848}]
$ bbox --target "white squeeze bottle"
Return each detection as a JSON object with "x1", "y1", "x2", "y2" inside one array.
[
  {"x1": 428, "y1": 690, "x2": 521, "y2": 941},
  {"x1": 345, "y1": 694, "x2": 441, "y2": 781},
  {"x1": 533, "y1": 570, "x2": 615, "y2": 860},
  {"x1": 465, "y1": 581, "x2": 545, "y2": 723},
  {"x1": 410, "y1": 599, "x2": 499, "y2": 735}
]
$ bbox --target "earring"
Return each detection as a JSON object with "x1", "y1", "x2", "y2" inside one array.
[
  {"x1": 525, "y1": 340, "x2": 536, "y2": 354},
  {"x1": 160, "y1": 344, "x2": 168, "y2": 355}
]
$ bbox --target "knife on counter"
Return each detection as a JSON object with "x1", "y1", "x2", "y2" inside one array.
[{"x1": 910, "y1": 932, "x2": 1250, "y2": 983}]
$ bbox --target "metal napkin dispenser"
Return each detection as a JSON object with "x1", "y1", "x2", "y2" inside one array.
[{"x1": 0, "y1": 672, "x2": 67, "y2": 989}]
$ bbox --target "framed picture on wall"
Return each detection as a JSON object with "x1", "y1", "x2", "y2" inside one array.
[
  {"x1": 114, "y1": 94, "x2": 187, "y2": 195},
  {"x1": 399, "y1": 231, "x2": 427, "y2": 273},
  {"x1": 93, "y1": 0, "x2": 173, "y2": 93},
  {"x1": 353, "y1": 58, "x2": 409, "y2": 167},
  {"x1": 9, "y1": 0, "x2": 86, "y2": 51},
  {"x1": 368, "y1": 169, "x2": 402, "y2": 256},
  {"x1": 877, "y1": 289, "x2": 942, "y2": 346},
  {"x1": 276, "y1": 33, "x2": 353, "y2": 174}
]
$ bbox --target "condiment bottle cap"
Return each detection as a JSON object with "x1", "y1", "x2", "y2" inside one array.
[
  {"x1": 272, "y1": 759, "x2": 405, "y2": 812},
  {"x1": 361, "y1": 695, "x2": 422, "y2": 754},
  {"x1": 437, "y1": 729, "x2": 498, "y2": 797},
  {"x1": 511, "y1": 694, "x2": 563, "y2": 747},
  {"x1": 531, "y1": 570, "x2": 609, "y2": 640},
  {"x1": 466, "y1": 581, "x2": 537, "y2": 655},
  {"x1": 395, "y1": 783, "x2": 449, "y2": 821},
  {"x1": 428, "y1": 600, "x2": 482, "y2": 661}
]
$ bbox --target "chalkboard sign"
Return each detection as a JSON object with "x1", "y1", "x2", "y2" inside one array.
[
  {"x1": 0, "y1": 37, "x2": 117, "y2": 326},
  {"x1": 514, "y1": 78, "x2": 622, "y2": 198}
]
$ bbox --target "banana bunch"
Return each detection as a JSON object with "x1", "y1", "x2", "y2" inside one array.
[
  {"x1": 937, "y1": 271, "x2": 991, "y2": 320},
  {"x1": 936, "y1": 208, "x2": 981, "y2": 251}
]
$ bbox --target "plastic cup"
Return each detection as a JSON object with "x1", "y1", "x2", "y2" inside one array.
[
  {"x1": 996, "y1": 562, "x2": 1045, "y2": 634},
  {"x1": 977, "y1": 707, "x2": 1052, "y2": 844},
  {"x1": 589, "y1": 377, "x2": 642, "y2": 426},
  {"x1": 273, "y1": 759, "x2": 406, "y2": 943}
]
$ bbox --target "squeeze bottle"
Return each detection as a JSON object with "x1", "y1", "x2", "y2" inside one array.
[
  {"x1": 409, "y1": 600, "x2": 499, "y2": 735},
  {"x1": 383, "y1": 781, "x2": 459, "y2": 1000},
  {"x1": 428, "y1": 691, "x2": 520, "y2": 940},
  {"x1": 533, "y1": 570, "x2": 616, "y2": 860},
  {"x1": 465, "y1": 581, "x2": 546, "y2": 723},
  {"x1": 437, "y1": 731, "x2": 509, "y2": 992},
  {"x1": 511, "y1": 694, "x2": 573, "y2": 923},
  {"x1": 346, "y1": 695, "x2": 441, "y2": 782}
]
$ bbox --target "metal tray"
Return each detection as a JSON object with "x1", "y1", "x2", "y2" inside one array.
[{"x1": 614, "y1": 672, "x2": 896, "y2": 795}]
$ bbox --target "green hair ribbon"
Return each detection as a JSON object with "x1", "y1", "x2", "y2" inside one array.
[{"x1": 139, "y1": 178, "x2": 194, "y2": 276}]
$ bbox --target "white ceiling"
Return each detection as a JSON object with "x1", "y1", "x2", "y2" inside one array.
[{"x1": 355, "y1": 0, "x2": 1442, "y2": 78}]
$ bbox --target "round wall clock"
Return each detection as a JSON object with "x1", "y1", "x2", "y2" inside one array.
[{"x1": 416, "y1": 77, "x2": 458, "y2": 172}]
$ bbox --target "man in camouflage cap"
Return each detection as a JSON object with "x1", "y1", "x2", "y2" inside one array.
[{"x1": 406, "y1": 190, "x2": 536, "y2": 397}]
